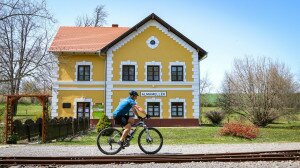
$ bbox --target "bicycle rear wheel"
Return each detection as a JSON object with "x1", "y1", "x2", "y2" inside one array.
[
  {"x1": 138, "y1": 127, "x2": 163, "y2": 154},
  {"x1": 97, "y1": 127, "x2": 122, "y2": 155}
]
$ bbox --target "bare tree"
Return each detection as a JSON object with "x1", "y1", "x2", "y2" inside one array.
[
  {"x1": 75, "y1": 5, "x2": 107, "y2": 27},
  {"x1": 0, "y1": 0, "x2": 53, "y2": 21},
  {"x1": 0, "y1": 0, "x2": 55, "y2": 114},
  {"x1": 200, "y1": 72, "x2": 213, "y2": 94},
  {"x1": 200, "y1": 73, "x2": 214, "y2": 107},
  {"x1": 218, "y1": 56, "x2": 298, "y2": 127}
]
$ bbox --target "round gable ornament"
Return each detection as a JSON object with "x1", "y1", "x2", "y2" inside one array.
[{"x1": 146, "y1": 36, "x2": 159, "y2": 49}]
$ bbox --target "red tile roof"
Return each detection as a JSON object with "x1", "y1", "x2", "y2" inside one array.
[{"x1": 49, "y1": 26, "x2": 129, "y2": 52}]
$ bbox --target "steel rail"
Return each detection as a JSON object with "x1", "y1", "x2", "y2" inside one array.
[{"x1": 0, "y1": 150, "x2": 299, "y2": 165}]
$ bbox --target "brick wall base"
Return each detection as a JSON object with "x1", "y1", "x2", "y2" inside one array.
[{"x1": 90, "y1": 118, "x2": 199, "y2": 127}]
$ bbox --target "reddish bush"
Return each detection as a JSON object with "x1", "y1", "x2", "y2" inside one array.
[{"x1": 220, "y1": 122, "x2": 259, "y2": 139}]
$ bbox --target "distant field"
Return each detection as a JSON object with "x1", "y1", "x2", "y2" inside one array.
[{"x1": 201, "y1": 93, "x2": 220, "y2": 107}]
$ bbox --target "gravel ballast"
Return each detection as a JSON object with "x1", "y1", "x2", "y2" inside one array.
[{"x1": 1, "y1": 143, "x2": 299, "y2": 168}]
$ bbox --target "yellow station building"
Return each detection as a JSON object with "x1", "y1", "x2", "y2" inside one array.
[{"x1": 49, "y1": 13, "x2": 207, "y2": 126}]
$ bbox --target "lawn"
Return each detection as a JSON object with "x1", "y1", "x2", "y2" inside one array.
[
  {"x1": 0, "y1": 103, "x2": 299, "y2": 145},
  {"x1": 50, "y1": 121, "x2": 300, "y2": 146},
  {"x1": 0, "y1": 103, "x2": 44, "y2": 122}
]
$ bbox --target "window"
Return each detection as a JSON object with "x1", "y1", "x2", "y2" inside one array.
[
  {"x1": 78, "y1": 65, "x2": 90, "y2": 81},
  {"x1": 171, "y1": 102, "x2": 184, "y2": 117},
  {"x1": 171, "y1": 66, "x2": 183, "y2": 81},
  {"x1": 147, "y1": 66, "x2": 160, "y2": 81},
  {"x1": 122, "y1": 65, "x2": 135, "y2": 81},
  {"x1": 147, "y1": 102, "x2": 160, "y2": 117}
]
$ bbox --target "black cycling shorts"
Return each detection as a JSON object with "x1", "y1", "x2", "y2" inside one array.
[{"x1": 114, "y1": 115, "x2": 129, "y2": 127}]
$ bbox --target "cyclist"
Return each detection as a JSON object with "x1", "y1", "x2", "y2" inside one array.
[{"x1": 112, "y1": 90, "x2": 147, "y2": 148}]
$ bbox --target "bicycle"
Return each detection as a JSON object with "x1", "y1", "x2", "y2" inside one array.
[{"x1": 96, "y1": 116, "x2": 163, "y2": 155}]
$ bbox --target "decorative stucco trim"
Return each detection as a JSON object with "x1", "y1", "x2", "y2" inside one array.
[
  {"x1": 168, "y1": 61, "x2": 186, "y2": 82},
  {"x1": 146, "y1": 36, "x2": 159, "y2": 49},
  {"x1": 105, "y1": 49, "x2": 114, "y2": 118},
  {"x1": 73, "y1": 98, "x2": 93, "y2": 119},
  {"x1": 108, "y1": 20, "x2": 198, "y2": 54},
  {"x1": 144, "y1": 98, "x2": 163, "y2": 119},
  {"x1": 56, "y1": 81, "x2": 105, "y2": 85},
  {"x1": 58, "y1": 88, "x2": 105, "y2": 91},
  {"x1": 120, "y1": 61, "x2": 138, "y2": 81},
  {"x1": 112, "y1": 88, "x2": 193, "y2": 91},
  {"x1": 169, "y1": 98, "x2": 187, "y2": 118},
  {"x1": 75, "y1": 61, "x2": 93, "y2": 82},
  {"x1": 111, "y1": 81, "x2": 196, "y2": 85},
  {"x1": 192, "y1": 51, "x2": 200, "y2": 118},
  {"x1": 144, "y1": 61, "x2": 162, "y2": 82},
  {"x1": 51, "y1": 54, "x2": 59, "y2": 118}
]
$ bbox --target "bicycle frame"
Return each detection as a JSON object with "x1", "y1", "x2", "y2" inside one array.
[{"x1": 124, "y1": 118, "x2": 149, "y2": 142}]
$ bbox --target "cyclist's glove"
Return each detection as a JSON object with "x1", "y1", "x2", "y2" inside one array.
[
  {"x1": 146, "y1": 114, "x2": 150, "y2": 119},
  {"x1": 138, "y1": 116, "x2": 143, "y2": 120}
]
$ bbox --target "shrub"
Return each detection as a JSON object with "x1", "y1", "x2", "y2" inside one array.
[
  {"x1": 220, "y1": 122, "x2": 259, "y2": 139},
  {"x1": 96, "y1": 114, "x2": 112, "y2": 133},
  {"x1": 205, "y1": 111, "x2": 225, "y2": 125}
]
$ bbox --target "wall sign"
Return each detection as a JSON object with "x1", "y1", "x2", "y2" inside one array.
[
  {"x1": 62, "y1": 103, "x2": 71, "y2": 108},
  {"x1": 141, "y1": 92, "x2": 167, "y2": 97}
]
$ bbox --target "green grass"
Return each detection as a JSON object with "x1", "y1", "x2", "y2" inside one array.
[
  {"x1": 0, "y1": 103, "x2": 43, "y2": 122},
  {"x1": 50, "y1": 121, "x2": 300, "y2": 146}
]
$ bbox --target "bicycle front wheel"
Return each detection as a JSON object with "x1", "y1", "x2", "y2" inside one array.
[
  {"x1": 97, "y1": 127, "x2": 122, "y2": 155},
  {"x1": 138, "y1": 127, "x2": 163, "y2": 154}
]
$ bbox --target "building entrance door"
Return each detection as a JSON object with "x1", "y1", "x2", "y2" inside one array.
[{"x1": 77, "y1": 102, "x2": 90, "y2": 119}]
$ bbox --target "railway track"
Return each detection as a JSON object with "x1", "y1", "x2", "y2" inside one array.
[{"x1": 1, "y1": 150, "x2": 299, "y2": 165}]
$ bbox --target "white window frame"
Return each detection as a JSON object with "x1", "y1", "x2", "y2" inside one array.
[
  {"x1": 169, "y1": 62, "x2": 186, "y2": 82},
  {"x1": 144, "y1": 61, "x2": 162, "y2": 82},
  {"x1": 120, "y1": 61, "x2": 138, "y2": 81},
  {"x1": 169, "y1": 98, "x2": 186, "y2": 118},
  {"x1": 75, "y1": 61, "x2": 93, "y2": 81},
  {"x1": 144, "y1": 98, "x2": 163, "y2": 119}
]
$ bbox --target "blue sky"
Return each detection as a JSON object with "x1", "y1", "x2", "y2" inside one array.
[{"x1": 48, "y1": 0, "x2": 300, "y2": 92}]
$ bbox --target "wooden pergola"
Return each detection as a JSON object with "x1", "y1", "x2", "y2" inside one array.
[{"x1": 4, "y1": 94, "x2": 51, "y2": 143}]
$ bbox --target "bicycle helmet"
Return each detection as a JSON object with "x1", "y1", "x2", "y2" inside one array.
[{"x1": 129, "y1": 90, "x2": 139, "y2": 96}]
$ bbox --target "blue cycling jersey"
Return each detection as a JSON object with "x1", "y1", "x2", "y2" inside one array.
[{"x1": 112, "y1": 97, "x2": 136, "y2": 118}]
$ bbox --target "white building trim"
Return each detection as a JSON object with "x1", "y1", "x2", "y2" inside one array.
[
  {"x1": 58, "y1": 88, "x2": 105, "y2": 91},
  {"x1": 112, "y1": 88, "x2": 193, "y2": 91},
  {"x1": 73, "y1": 98, "x2": 93, "y2": 119},
  {"x1": 111, "y1": 81, "x2": 196, "y2": 85},
  {"x1": 75, "y1": 61, "x2": 93, "y2": 81},
  {"x1": 192, "y1": 51, "x2": 200, "y2": 118},
  {"x1": 105, "y1": 20, "x2": 198, "y2": 54},
  {"x1": 144, "y1": 61, "x2": 162, "y2": 82},
  {"x1": 169, "y1": 98, "x2": 187, "y2": 118},
  {"x1": 51, "y1": 54, "x2": 59, "y2": 118},
  {"x1": 144, "y1": 98, "x2": 163, "y2": 119},
  {"x1": 105, "y1": 49, "x2": 114, "y2": 118},
  {"x1": 168, "y1": 61, "x2": 186, "y2": 82},
  {"x1": 120, "y1": 61, "x2": 138, "y2": 81},
  {"x1": 56, "y1": 81, "x2": 105, "y2": 85}
]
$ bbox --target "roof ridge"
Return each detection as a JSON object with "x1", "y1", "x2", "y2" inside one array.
[{"x1": 59, "y1": 26, "x2": 130, "y2": 28}]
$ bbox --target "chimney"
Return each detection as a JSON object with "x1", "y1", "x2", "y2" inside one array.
[{"x1": 112, "y1": 24, "x2": 118, "y2": 27}]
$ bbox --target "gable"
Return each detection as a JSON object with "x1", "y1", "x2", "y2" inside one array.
[{"x1": 101, "y1": 13, "x2": 207, "y2": 60}]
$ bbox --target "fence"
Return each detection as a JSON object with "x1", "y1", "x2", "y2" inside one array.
[{"x1": 12, "y1": 117, "x2": 90, "y2": 143}]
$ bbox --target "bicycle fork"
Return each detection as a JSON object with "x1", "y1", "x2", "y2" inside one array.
[{"x1": 143, "y1": 125, "x2": 153, "y2": 143}]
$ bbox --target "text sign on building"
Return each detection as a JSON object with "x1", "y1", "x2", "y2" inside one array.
[{"x1": 140, "y1": 92, "x2": 167, "y2": 97}]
